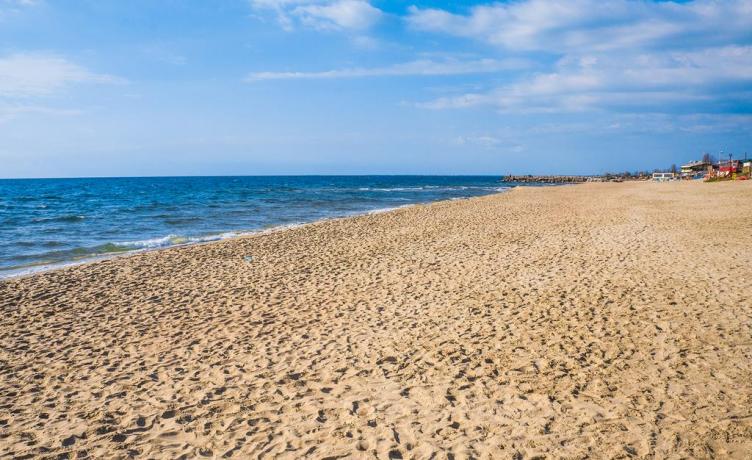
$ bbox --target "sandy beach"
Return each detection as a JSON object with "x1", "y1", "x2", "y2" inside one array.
[{"x1": 1, "y1": 181, "x2": 751, "y2": 459}]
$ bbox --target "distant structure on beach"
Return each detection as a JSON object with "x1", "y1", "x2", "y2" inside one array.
[
  {"x1": 652, "y1": 172, "x2": 676, "y2": 182},
  {"x1": 634, "y1": 151, "x2": 752, "y2": 182},
  {"x1": 680, "y1": 160, "x2": 712, "y2": 179},
  {"x1": 700, "y1": 153, "x2": 750, "y2": 181},
  {"x1": 505, "y1": 151, "x2": 749, "y2": 184}
]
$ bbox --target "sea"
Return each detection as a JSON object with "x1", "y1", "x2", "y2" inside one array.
[{"x1": 0, "y1": 175, "x2": 520, "y2": 278}]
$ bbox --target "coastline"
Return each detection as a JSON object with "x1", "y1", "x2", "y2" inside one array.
[
  {"x1": 0, "y1": 201, "x2": 429, "y2": 281},
  {"x1": 0, "y1": 176, "x2": 514, "y2": 281},
  {"x1": 2, "y1": 181, "x2": 751, "y2": 458}
]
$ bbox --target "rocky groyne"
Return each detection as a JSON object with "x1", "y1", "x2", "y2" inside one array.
[{"x1": 504, "y1": 175, "x2": 590, "y2": 183}]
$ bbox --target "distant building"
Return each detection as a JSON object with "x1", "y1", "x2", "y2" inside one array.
[
  {"x1": 652, "y1": 172, "x2": 675, "y2": 182},
  {"x1": 717, "y1": 159, "x2": 743, "y2": 177},
  {"x1": 680, "y1": 160, "x2": 711, "y2": 179}
]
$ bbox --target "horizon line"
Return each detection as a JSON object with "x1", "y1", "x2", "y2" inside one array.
[{"x1": 0, "y1": 171, "x2": 669, "y2": 181}]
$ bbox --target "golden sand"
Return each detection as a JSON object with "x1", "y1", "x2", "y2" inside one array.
[{"x1": 2, "y1": 182, "x2": 751, "y2": 459}]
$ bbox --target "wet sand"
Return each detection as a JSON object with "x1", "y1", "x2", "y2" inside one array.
[{"x1": 2, "y1": 181, "x2": 751, "y2": 459}]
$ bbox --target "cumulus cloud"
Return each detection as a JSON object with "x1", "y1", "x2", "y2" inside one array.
[
  {"x1": 250, "y1": 0, "x2": 382, "y2": 31},
  {"x1": 407, "y1": 0, "x2": 752, "y2": 114},
  {"x1": 0, "y1": 53, "x2": 123, "y2": 98},
  {"x1": 246, "y1": 58, "x2": 530, "y2": 81}
]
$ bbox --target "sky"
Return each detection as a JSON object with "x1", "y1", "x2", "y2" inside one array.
[{"x1": 0, "y1": 0, "x2": 750, "y2": 178}]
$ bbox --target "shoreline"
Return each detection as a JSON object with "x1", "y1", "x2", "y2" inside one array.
[
  {"x1": 0, "y1": 192, "x2": 503, "y2": 281},
  {"x1": 3, "y1": 181, "x2": 751, "y2": 458},
  {"x1": 1, "y1": 177, "x2": 516, "y2": 282},
  {"x1": 0, "y1": 202, "x2": 416, "y2": 281}
]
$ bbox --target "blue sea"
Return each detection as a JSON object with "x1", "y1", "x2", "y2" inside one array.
[{"x1": 0, "y1": 176, "x2": 517, "y2": 278}]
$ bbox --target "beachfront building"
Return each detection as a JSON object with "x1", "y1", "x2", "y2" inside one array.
[
  {"x1": 717, "y1": 159, "x2": 743, "y2": 178},
  {"x1": 680, "y1": 160, "x2": 711, "y2": 179},
  {"x1": 652, "y1": 172, "x2": 676, "y2": 182}
]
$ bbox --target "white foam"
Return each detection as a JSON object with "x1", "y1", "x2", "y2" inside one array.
[
  {"x1": 366, "y1": 204, "x2": 414, "y2": 215},
  {"x1": 113, "y1": 235, "x2": 178, "y2": 249}
]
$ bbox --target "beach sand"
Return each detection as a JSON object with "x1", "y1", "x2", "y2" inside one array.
[{"x1": 2, "y1": 181, "x2": 751, "y2": 459}]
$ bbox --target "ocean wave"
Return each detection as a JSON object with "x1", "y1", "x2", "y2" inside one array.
[
  {"x1": 112, "y1": 235, "x2": 181, "y2": 249},
  {"x1": 365, "y1": 204, "x2": 414, "y2": 215},
  {"x1": 110, "y1": 231, "x2": 254, "y2": 251}
]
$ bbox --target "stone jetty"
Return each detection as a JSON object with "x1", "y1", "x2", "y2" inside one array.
[{"x1": 504, "y1": 175, "x2": 591, "y2": 183}]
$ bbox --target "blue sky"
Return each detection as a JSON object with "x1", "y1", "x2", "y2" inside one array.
[{"x1": 0, "y1": 0, "x2": 750, "y2": 178}]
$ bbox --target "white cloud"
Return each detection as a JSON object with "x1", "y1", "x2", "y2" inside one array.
[
  {"x1": 419, "y1": 46, "x2": 752, "y2": 112},
  {"x1": 0, "y1": 0, "x2": 37, "y2": 20},
  {"x1": 248, "y1": 0, "x2": 752, "y2": 115},
  {"x1": 293, "y1": 0, "x2": 381, "y2": 30},
  {"x1": 250, "y1": 0, "x2": 382, "y2": 31},
  {"x1": 0, "y1": 0, "x2": 38, "y2": 8},
  {"x1": 595, "y1": 113, "x2": 752, "y2": 135},
  {"x1": 454, "y1": 135, "x2": 503, "y2": 148},
  {"x1": 406, "y1": 0, "x2": 752, "y2": 53},
  {"x1": 0, "y1": 53, "x2": 123, "y2": 98},
  {"x1": 406, "y1": 1, "x2": 752, "y2": 114},
  {"x1": 246, "y1": 57, "x2": 529, "y2": 81}
]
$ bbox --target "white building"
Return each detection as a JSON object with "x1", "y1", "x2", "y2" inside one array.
[{"x1": 652, "y1": 172, "x2": 675, "y2": 182}]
